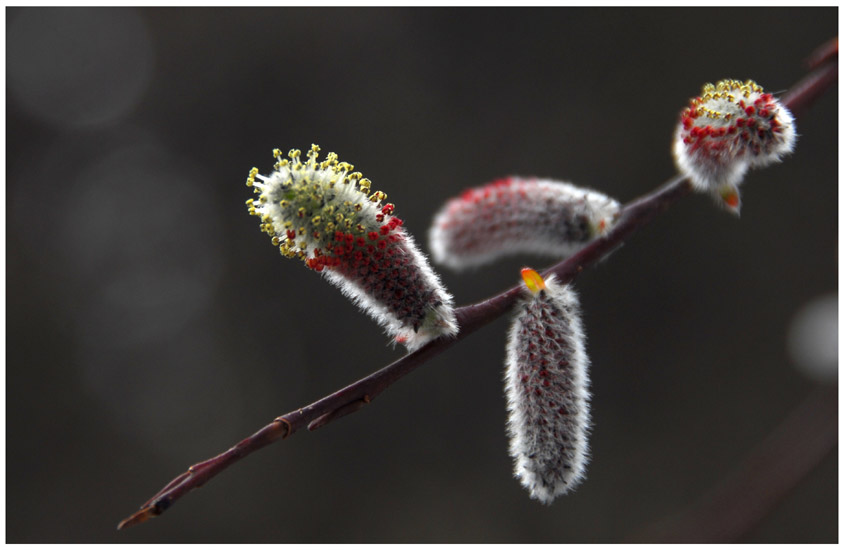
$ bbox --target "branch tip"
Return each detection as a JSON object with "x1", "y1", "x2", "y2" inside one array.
[{"x1": 117, "y1": 503, "x2": 160, "y2": 530}]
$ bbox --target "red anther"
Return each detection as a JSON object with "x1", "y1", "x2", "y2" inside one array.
[
  {"x1": 759, "y1": 108, "x2": 769, "y2": 117},
  {"x1": 345, "y1": 233, "x2": 354, "y2": 244},
  {"x1": 377, "y1": 240, "x2": 387, "y2": 250},
  {"x1": 335, "y1": 230, "x2": 344, "y2": 241},
  {"x1": 745, "y1": 105, "x2": 756, "y2": 116},
  {"x1": 380, "y1": 225, "x2": 390, "y2": 235},
  {"x1": 368, "y1": 231, "x2": 379, "y2": 241},
  {"x1": 287, "y1": 229, "x2": 297, "y2": 240}
]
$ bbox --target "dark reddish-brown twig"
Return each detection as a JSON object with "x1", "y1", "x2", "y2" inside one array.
[
  {"x1": 117, "y1": 43, "x2": 837, "y2": 530},
  {"x1": 806, "y1": 36, "x2": 838, "y2": 69}
]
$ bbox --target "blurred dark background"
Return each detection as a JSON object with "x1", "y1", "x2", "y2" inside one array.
[{"x1": 6, "y1": 7, "x2": 837, "y2": 543}]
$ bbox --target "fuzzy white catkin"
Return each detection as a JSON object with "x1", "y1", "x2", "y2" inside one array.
[
  {"x1": 672, "y1": 79, "x2": 796, "y2": 213},
  {"x1": 504, "y1": 273, "x2": 591, "y2": 503},
  {"x1": 246, "y1": 145, "x2": 457, "y2": 351},
  {"x1": 429, "y1": 177, "x2": 620, "y2": 270}
]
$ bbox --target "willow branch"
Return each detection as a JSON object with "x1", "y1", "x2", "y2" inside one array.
[{"x1": 118, "y1": 42, "x2": 837, "y2": 530}]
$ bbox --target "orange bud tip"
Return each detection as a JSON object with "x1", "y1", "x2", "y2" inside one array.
[
  {"x1": 520, "y1": 267, "x2": 546, "y2": 294},
  {"x1": 717, "y1": 184, "x2": 742, "y2": 214}
]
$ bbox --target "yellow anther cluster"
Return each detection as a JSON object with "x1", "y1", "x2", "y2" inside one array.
[
  {"x1": 369, "y1": 190, "x2": 387, "y2": 203},
  {"x1": 245, "y1": 167, "x2": 259, "y2": 187},
  {"x1": 307, "y1": 144, "x2": 320, "y2": 160},
  {"x1": 702, "y1": 79, "x2": 764, "y2": 101},
  {"x1": 690, "y1": 79, "x2": 766, "y2": 122},
  {"x1": 698, "y1": 106, "x2": 729, "y2": 120},
  {"x1": 319, "y1": 152, "x2": 339, "y2": 170},
  {"x1": 245, "y1": 145, "x2": 393, "y2": 262}
]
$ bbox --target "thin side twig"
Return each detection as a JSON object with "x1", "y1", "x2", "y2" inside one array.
[{"x1": 118, "y1": 45, "x2": 837, "y2": 530}]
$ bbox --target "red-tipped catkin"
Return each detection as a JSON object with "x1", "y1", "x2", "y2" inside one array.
[
  {"x1": 429, "y1": 177, "x2": 620, "y2": 270},
  {"x1": 504, "y1": 268, "x2": 591, "y2": 504},
  {"x1": 246, "y1": 145, "x2": 457, "y2": 351},
  {"x1": 673, "y1": 79, "x2": 796, "y2": 214}
]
